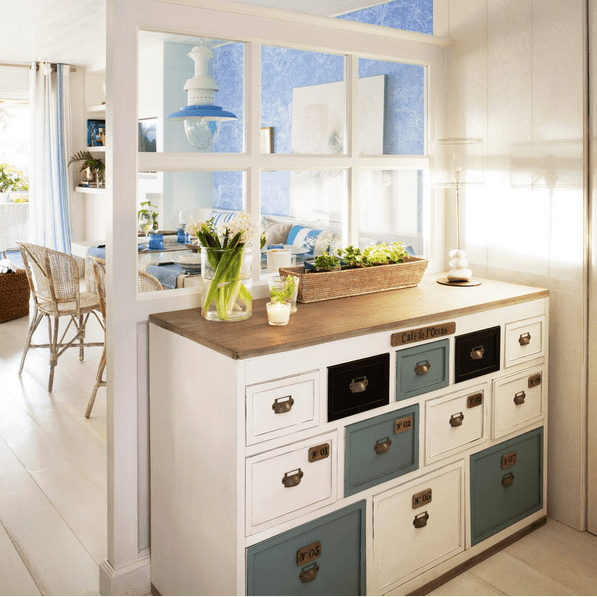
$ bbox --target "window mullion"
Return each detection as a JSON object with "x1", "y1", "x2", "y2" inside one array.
[{"x1": 347, "y1": 54, "x2": 359, "y2": 246}]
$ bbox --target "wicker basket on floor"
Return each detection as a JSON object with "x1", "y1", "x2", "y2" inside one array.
[
  {"x1": 279, "y1": 256, "x2": 428, "y2": 303},
  {"x1": 0, "y1": 269, "x2": 30, "y2": 323}
]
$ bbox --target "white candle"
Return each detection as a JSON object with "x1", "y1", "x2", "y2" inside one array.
[
  {"x1": 266, "y1": 301, "x2": 291, "y2": 326},
  {"x1": 267, "y1": 249, "x2": 292, "y2": 273}
]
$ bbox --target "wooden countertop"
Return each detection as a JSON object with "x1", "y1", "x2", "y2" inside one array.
[{"x1": 148, "y1": 276, "x2": 548, "y2": 360}]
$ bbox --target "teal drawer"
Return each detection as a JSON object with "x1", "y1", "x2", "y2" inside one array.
[
  {"x1": 345, "y1": 405, "x2": 419, "y2": 497},
  {"x1": 396, "y1": 339, "x2": 449, "y2": 401},
  {"x1": 246, "y1": 501, "x2": 366, "y2": 596},
  {"x1": 470, "y1": 427, "x2": 543, "y2": 545}
]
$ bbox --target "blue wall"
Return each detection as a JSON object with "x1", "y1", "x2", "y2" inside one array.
[{"x1": 210, "y1": 0, "x2": 432, "y2": 215}]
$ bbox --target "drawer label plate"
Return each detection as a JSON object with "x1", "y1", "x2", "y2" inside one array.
[
  {"x1": 467, "y1": 392, "x2": 484, "y2": 408},
  {"x1": 395, "y1": 415, "x2": 414, "y2": 434},
  {"x1": 297, "y1": 541, "x2": 321, "y2": 566},
  {"x1": 412, "y1": 488, "x2": 432, "y2": 509},
  {"x1": 501, "y1": 452, "x2": 518, "y2": 469},
  {"x1": 391, "y1": 322, "x2": 456, "y2": 347},
  {"x1": 528, "y1": 373, "x2": 542, "y2": 388},
  {"x1": 308, "y1": 443, "x2": 330, "y2": 463}
]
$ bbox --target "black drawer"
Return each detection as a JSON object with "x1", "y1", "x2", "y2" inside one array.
[
  {"x1": 328, "y1": 353, "x2": 390, "y2": 422},
  {"x1": 455, "y1": 326, "x2": 500, "y2": 383}
]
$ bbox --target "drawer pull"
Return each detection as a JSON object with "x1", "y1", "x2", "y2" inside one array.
[
  {"x1": 414, "y1": 360, "x2": 431, "y2": 375},
  {"x1": 413, "y1": 511, "x2": 429, "y2": 528},
  {"x1": 349, "y1": 376, "x2": 368, "y2": 393},
  {"x1": 501, "y1": 472, "x2": 515, "y2": 487},
  {"x1": 470, "y1": 346, "x2": 485, "y2": 360},
  {"x1": 374, "y1": 437, "x2": 392, "y2": 454},
  {"x1": 299, "y1": 563, "x2": 319, "y2": 584},
  {"x1": 519, "y1": 332, "x2": 532, "y2": 346},
  {"x1": 282, "y1": 468, "x2": 304, "y2": 488},
  {"x1": 513, "y1": 391, "x2": 526, "y2": 405},
  {"x1": 272, "y1": 396, "x2": 294, "y2": 414},
  {"x1": 449, "y1": 412, "x2": 464, "y2": 427}
]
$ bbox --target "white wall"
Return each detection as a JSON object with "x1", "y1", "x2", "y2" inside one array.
[{"x1": 439, "y1": 0, "x2": 586, "y2": 529}]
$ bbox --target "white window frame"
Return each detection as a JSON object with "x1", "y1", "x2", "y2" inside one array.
[{"x1": 103, "y1": 1, "x2": 448, "y2": 594}]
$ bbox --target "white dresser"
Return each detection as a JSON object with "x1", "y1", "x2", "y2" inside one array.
[{"x1": 148, "y1": 276, "x2": 548, "y2": 596}]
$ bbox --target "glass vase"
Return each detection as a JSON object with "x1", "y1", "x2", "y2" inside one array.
[{"x1": 201, "y1": 245, "x2": 252, "y2": 321}]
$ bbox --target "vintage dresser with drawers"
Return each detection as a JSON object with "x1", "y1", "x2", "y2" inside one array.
[{"x1": 148, "y1": 277, "x2": 548, "y2": 596}]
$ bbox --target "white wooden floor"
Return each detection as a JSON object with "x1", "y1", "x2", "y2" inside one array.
[
  {"x1": 0, "y1": 309, "x2": 106, "y2": 596},
  {"x1": 1, "y1": 312, "x2": 597, "y2": 596}
]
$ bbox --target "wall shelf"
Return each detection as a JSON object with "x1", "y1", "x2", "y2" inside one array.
[
  {"x1": 86, "y1": 146, "x2": 106, "y2": 153},
  {"x1": 75, "y1": 186, "x2": 105, "y2": 195},
  {"x1": 87, "y1": 103, "x2": 106, "y2": 113}
]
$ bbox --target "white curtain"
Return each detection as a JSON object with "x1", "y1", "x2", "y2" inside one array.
[{"x1": 29, "y1": 62, "x2": 73, "y2": 253}]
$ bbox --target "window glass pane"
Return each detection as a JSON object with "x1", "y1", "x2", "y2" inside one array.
[
  {"x1": 138, "y1": 31, "x2": 244, "y2": 153},
  {"x1": 261, "y1": 46, "x2": 345, "y2": 155},
  {"x1": 261, "y1": 170, "x2": 345, "y2": 262},
  {"x1": 358, "y1": 59, "x2": 425, "y2": 156},
  {"x1": 358, "y1": 170, "x2": 425, "y2": 254},
  {"x1": 135, "y1": 170, "x2": 246, "y2": 290}
]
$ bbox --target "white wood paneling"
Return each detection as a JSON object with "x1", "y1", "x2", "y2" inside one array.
[{"x1": 442, "y1": 0, "x2": 586, "y2": 530}]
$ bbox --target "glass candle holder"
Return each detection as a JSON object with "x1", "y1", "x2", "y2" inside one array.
[
  {"x1": 266, "y1": 301, "x2": 291, "y2": 326},
  {"x1": 269, "y1": 275, "x2": 299, "y2": 313}
]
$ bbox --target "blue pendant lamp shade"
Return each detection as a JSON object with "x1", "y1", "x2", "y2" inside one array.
[{"x1": 167, "y1": 43, "x2": 237, "y2": 149}]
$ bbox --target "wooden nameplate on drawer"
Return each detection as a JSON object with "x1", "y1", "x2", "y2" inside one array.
[{"x1": 409, "y1": 516, "x2": 547, "y2": 596}]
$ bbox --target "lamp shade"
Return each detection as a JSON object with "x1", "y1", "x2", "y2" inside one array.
[
  {"x1": 431, "y1": 137, "x2": 485, "y2": 187},
  {"x1": 167, "y1": 105, "x2": 237, "y2": 121}
]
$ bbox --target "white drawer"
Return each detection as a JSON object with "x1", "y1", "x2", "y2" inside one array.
[
  {"x1": 492, "y1": 367, "x2": 545, "y2": 438},
  {"x1": 425, "y1": 385, "x2": 487, "y2": 464},
  {"x1": 245, "y1": 371, "x2": 319, "y2": 446},
  {"x1": 372, "y1": 462, "x2": 464, "y2": 593},
  {"x1": 505, "y1": 316, "x2": 545, "y2": 367},
  {"x1": 246, "y1": 432, "x2": 337, "y2": 535}
]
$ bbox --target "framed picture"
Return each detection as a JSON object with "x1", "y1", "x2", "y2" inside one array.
[
  {"x1": 261, "y1": 127, "x2": 274, "y2": 153},
  {"x1": 138, "y1": 118, "x2": 157, "y2": 152},
  {"x1": 87, "y1": 119, "x2": 106, "y2": 147}
]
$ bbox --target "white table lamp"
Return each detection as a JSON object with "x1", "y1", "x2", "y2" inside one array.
[{"x1": 431, "y1": 137, "x2": 484, "y2": 286}]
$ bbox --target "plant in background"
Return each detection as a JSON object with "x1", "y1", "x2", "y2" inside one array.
[
  {"x1": 137, "y1": 200, "x2": 159, "y2": 231},
  {"x1": 68, "y1": 150, "x2": 105, "y2": 185},
  {"x1": 0, "y1": 163, "x2": 29, "y2": 193},
  {"x1": 188, "y1": 212, "x2": 253, "y2": 321},
  {"x1": 313, "y1": 251, "x2": 341, "y2": 272},
  {"x1": 361, "y1": 242, "x2": 408, "y2": 265},
  {"x1": 270, "y1": 275, "x2": 297, "y2": 303}
]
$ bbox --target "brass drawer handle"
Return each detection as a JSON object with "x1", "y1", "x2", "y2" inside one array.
[
  {"x1": 502, "y1": 472, "x2": 514, "y2": 487},
  {"x1": 470, "y1": 346, "x2": 485, "y2": 360},
  {"x1": 413, "y1": 511, "x2": 429, "y2": 528},
  {"x1": 299, "y1": 563, "x2": 319, "y2": 584},
  {"x1": 282, "y1": 468, "x2": 304, "y2": 488},
  {"x1": 513, "y1": 391, "x2": 526, "y2": 405},
  {"x1": 374, "y1": 437, "x2": 392, "y2": 454},
  {"x1": 349, "y1": 376, "x2": 368, "y2": 393},
  {"x1": 449, "y1": 412, "x2": 464, "y2": 427},
  {"x1": 272, "y1": 395, "x2": 294, "y2": 414},
  {"x1": 414, "y1": 360, "x2": 431, "y2": 375},
  {"x1": 519, "y1": 332, "x2": 531, "y2": 346}
]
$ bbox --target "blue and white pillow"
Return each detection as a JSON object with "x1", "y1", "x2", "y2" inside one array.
[
  {"x1": 208, "y1": 210, "x2": 238, "y2": 227},
  {"x1": 286, "y1": 225, "x2": 324, "y2": 256}
]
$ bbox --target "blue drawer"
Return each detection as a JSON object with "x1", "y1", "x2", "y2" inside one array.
[
  {"x1": 470, "y1": 427, "x2": 543, "y2": 545},
  {"x1": 345, "y1": 405, "x2": 419, "y2": 497},
  {"x1": 246, "y1": 501, "x2": 366, "y2": 596},
  {"x1": 396, "y1": 339, "x2": 449, "y2": 401}
]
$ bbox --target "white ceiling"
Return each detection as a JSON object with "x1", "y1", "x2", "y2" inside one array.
[{"x1": 0, "y1": 0, "x2": 387, "y2": 72}]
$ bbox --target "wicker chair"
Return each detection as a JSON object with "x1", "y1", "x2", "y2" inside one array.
[
  {"x1": 18, "y1": 242, "x2": 103, "y2": 393},
  {"x1": 85, "y1": 258, "x2": 163, "y2": 418}
]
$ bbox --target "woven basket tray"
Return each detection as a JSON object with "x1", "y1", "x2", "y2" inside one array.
[
  {"x1": 0, "y1": 269, "x2": 30, "y2": 323},
  {"x1": 279, "y1": 256, "x2": 428, "y2": 303}
]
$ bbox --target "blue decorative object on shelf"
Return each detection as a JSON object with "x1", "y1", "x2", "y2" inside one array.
[{"x1": 148, "y1": 233, "x2": 164, "y2": 250}]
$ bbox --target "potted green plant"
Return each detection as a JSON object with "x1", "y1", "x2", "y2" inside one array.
[
  {"x1": 68, "y1": 150, "x2": 105, "y2": 187},
  {"x1": 137, "y1": 200, "x2": 159, "y2": 233},
  {"x1": 0, "y1": 164, "x2": 29, "y2": 202}
]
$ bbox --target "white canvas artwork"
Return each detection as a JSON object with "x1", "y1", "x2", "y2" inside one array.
[{"x1": 290, "y1": 75, "x2": 385, "y2": 222}]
